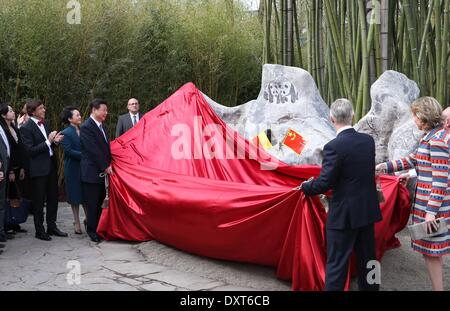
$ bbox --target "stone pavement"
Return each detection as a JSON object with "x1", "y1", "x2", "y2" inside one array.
[{"x1": 0, "y1": 204, "x2": 448, "y2": 291}]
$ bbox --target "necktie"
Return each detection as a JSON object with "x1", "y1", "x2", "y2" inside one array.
[
  {"x1": 99, "y1": 124, "x2": 108, "y2": 143},
  {"x1": 38, "y1": 120, "x2": 44, "y2": 126},
  {"x1": 133, "y1": 115, "x2": 137, "y2": 126}
]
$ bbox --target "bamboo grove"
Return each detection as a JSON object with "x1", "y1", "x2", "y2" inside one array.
[{"x1": 260, "y1": 0, "x2": 450, "y2": 120}]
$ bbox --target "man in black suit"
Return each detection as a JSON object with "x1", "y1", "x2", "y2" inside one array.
[
  {"x1": 301, "y1": 99, "x2": 382, "y2": 291},
  {"x1": 20, "y1": 100, "x2": 67, "y2": 241},
  {"x1": 115, "y1": 98, "x2": 143, "y2": 138},
  {"x1": 80, "y1": 99, "x2": 112, "y2": 242}
]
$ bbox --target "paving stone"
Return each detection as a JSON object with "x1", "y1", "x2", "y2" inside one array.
[{"x1": 140, "y1": 282, "x2": 177, "y2": 291}]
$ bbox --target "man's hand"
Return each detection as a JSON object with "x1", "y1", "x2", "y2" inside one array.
[
  {"x1": 9, "y1": 171, "x2": 15, "y2": 182},
  {"x1": 0, "y1": 171, "x2": 4, "y2": 182},
  {"x1": 397, "y1": 173, "x2": 411, "y2": 186},
  {"x1": 19, "y1": 168, "x2": 25, "y2": 181},
  {"x1": 294, "y1": 177, "x2": 314, "y2": 191},
  {"x1": 53, "y1": 132, "x2": 64, "y2": 144},
  {"x1": 105, "y1": 166, "x2": 113, "y2": 175},
  {"x1": 375, "y1": 163, "x2": 387, "y2": 173},
  {"x1": 48, "y1": 131, "x2": 57, "y2": 143}
]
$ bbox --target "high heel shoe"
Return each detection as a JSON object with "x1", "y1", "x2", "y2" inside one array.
[{"x1": 74, "y1": 223, "x2": 82, "y2": 235}]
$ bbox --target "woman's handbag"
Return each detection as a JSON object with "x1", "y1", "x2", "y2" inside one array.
[
  {"x1": 408, "y1": 218, "x2": 448, "y2": 240},
  {"x1": 5, "y1": 181, "x2": 30, "y2": 225}
]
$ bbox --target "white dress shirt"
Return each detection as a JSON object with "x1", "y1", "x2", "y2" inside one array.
[
  {"x1": 90, "y1": 116, "x2": 108, "y2": 143},
  {"x1": 130, "y1": 112, "x2": 139, "y2": 126},
  {"x1": 31, "y1": 117, "x2": 53, "y2": 156},
  {"x1": 336, "y1": 126, "x2": 354, "y2": 136}
]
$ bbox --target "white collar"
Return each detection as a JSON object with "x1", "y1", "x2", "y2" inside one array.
[
  {"x1": 336, "y1": 126, "x2": 353, "y2": 135},
  {"x1": 129, "y1": 112, "x2": 139, "y2": 118},
  {"x1": 90, "y1": 116, "x2": 102, "y2": 127},
  {"x1": 31, "y1": 117, "x2": 43, "y2": 125}
]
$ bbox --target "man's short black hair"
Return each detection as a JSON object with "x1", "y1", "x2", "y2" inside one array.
[{"x1": 90, "y1": 98, "x2": 108, "y2": 113}]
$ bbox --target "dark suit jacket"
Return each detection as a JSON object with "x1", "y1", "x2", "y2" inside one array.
[
  {"x1": 302, "y1": 128, "x2": 382, "y2": 230},
  {"x1": 19, "y1": 119, "x2": 57, "y2": 178},
  {"x1": 115, "y1": 112, "x2": 143, "y2": 138},
  {"x1": 1, "y1": 123, "x2": 27, "y2": 173},
  {"x1": 80, "y1": 118, "x2": 111, "y2": 184},
  {"x1": 0, "y1": 134, "x2": 8, "y2": 202},
  {"x1": 0, "y1": 132, "x2": 8, "y2": 176}
]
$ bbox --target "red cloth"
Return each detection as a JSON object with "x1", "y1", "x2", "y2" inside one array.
[{"x1": 97, "y1": 83, "x2": 410, "y2": 291}]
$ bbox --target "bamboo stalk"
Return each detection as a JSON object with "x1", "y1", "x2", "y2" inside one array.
[
  {"x1": 402, "y1": 0, "x2": 420, "y2": 83},
  {"x1": 438, "y1": 0, "x2": 449, "y2": 105},
  {"x1": 323, "y1": 0, "x2": 354, "y2": 103}
]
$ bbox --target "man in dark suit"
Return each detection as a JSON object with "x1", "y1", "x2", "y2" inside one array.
[
  {"x1": 80, "y1": 99, "x2": 112, "y2": 242},
  {"x1": 115, "y1": 98, "x2": 143, "y2": 138},
  {"x1": 301, "y1": 99, "x2": 383, "y2": 291},
  {"x1": 0, "y1": 128, "x2": 8, "y2": 246},
  {"x1": 20, "y1": 100, "x2": 67, "y2": 241}
]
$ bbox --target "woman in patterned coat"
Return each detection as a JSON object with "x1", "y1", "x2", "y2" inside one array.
[{"x1": 377, "y1": 97, "x2": 449, "y2": 291}]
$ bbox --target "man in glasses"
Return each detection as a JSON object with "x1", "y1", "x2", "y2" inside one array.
[{"x1": 115, "y1": 98, "x2": 143, "y2": 138}]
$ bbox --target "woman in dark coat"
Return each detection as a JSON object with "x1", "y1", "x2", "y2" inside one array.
[
  {"x1": 60, "y1": 107, "x2": 86, "y2": 234},
  {"x1": 0, "y1": 103, "x2": 29, "y2": 233}
]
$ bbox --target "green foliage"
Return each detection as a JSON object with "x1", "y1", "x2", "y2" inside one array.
[{"x1": 0, "y1": 0, "x2": 263, "y2": 135}]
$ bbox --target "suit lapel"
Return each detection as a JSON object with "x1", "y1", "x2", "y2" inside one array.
[
  {"x1": 29, "y1": 119, "x2": 47, "y2": 142},
  {"x1": 126, "y1": 114, "x2": 133, "y2": 130},
  {"x1": 89, "y1": 118, "x2": 109, "y2": 146}
]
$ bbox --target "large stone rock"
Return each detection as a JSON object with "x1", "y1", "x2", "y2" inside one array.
[
  {"x1": 205, "y1": 66, "x2": 421, "y2": 167},
  {"x1": 204, "y1": 64, "x2": 335, "y2": 165},
  {"x1": 354, "y1": 70, "x2": 422, "y2": 164}
]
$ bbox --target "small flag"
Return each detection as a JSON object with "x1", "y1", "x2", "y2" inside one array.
[
  {"x1": 282, "y1": 129, "x2": 307, "y2": 155},
  {"x1": 252, "y1": 131, "x2": 273, "y2": 151}
]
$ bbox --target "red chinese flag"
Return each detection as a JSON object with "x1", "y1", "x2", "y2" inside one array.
[{"x1": 283, "y1": 129, "x2": 307, "y2": 155}]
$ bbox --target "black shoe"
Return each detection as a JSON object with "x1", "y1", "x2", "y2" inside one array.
[
  {"x1": 0, "y1": 244, "x2": 5, "y2": 249},
  {"x1": 36, "y1": 233, "x2": 52, "y2": 241},
  {"x1": 5, "y1": 233, "x2": 14, "y2": 240},
  {"x1": 13, "y1": 226, "x2": 27, "y2": 233},
  {"x1": 88, "y1": 233, "x2": 101, "y2": 243},
  {"x1": 47, "y1": 228, "x2": 68, "y2": 237},
  {"x1": 0, "y1": 236, "x2": 6, "y2": 243}
]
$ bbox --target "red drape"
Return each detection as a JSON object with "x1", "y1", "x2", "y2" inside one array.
[{"x1": 97, "y1": 83, "x2": 410, "y2": 291}]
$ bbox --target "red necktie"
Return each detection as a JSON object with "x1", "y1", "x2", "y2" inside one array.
[{"x1": 38, "y1": 120, "x2": 45, "y2": 126}]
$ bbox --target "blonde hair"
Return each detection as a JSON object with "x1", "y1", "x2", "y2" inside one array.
[{"x1": 411, "y1": 97, "x2": 443, "y2": 131}]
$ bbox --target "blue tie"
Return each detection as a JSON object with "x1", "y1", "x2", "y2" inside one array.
[{"x1": 99, "y1": 124, "x2": 108, "y2": 142}]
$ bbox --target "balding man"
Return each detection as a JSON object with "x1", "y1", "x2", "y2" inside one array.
[
  {"x1": 300, "y1": 99, "x2": 382, "y2": 291},
  {"x1": 443, "y1": 107, "x2": 450, "y2": 132},
  {"x1": 115, "y1": 98, "x2": 143, "y2": 138}
]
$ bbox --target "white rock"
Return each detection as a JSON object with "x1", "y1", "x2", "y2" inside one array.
[
  {"x1": 355, "y1": 70, "x2": 422, "y2": 164},
  {"x1": 205, "y1": 64, "x2": 336, "y2": 165}
]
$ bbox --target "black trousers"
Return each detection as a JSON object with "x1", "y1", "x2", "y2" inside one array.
[
  {"x1": 30, "y1": 158, "x2": 59, "y2": 235},
  {"x1": 82, "y1": 182, "x2": 106, "y2": 237},
  {"x1": 325, "y1": 224, "x2": 379, "y2": 291}
]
